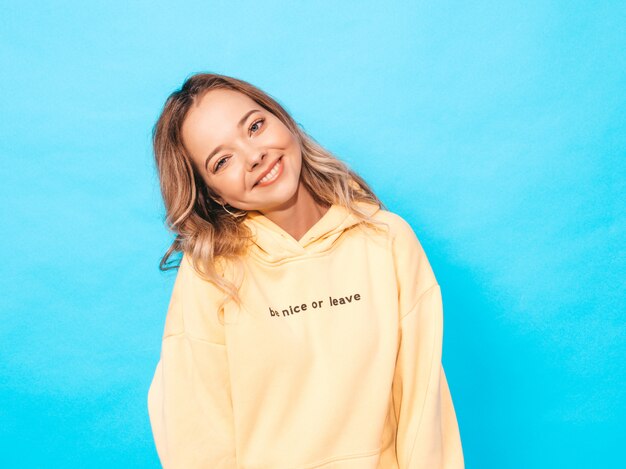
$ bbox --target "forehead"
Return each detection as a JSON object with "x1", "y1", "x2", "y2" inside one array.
[{"x1": 181, "y1": 89, "x2": 259, "y2": 159}]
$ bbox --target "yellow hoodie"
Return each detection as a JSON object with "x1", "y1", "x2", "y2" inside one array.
[{"x1": 147, "y1": 200, "x2": 464, "y2": 468}]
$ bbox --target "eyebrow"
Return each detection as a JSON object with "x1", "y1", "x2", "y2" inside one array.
[{"x1": 203, "y1": 108, "x2": 261, "y2": 171}]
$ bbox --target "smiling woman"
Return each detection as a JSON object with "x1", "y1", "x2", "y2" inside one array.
[
  {"x1": 147, "y1": 72, "x2": 465, "y2": 468},
  {"x1": 180, "y1": 88, "x2": 303, "y2": 215}
]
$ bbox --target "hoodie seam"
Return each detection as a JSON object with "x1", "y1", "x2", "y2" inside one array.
[
  {"x1": 246, "y1": 250, "x2": 335, "y2": 266},
  {"x1": 290, "y1": 447, "x2": 382, "y2": 469},
  {"x1": 161, "y1": 330, "x2": 227, "y2": 346},
  {"x1": 400, "y1": 283, "x2": 440, "y2": 321},
  {"x1": 404, "y1": 300, "x2": 438, "y2": 465}
]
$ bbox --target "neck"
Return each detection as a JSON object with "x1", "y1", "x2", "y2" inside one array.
[{"x1": 258, "y1": 181, "x2": 330, "y2": 242}]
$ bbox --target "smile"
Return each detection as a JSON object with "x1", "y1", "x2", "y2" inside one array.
[{"x1": 255, "y1": 157, "x2": 284, "y2": 187}]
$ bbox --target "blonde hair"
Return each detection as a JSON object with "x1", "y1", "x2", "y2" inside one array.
[{"x1": 152, "y1": 72, "x2": 388, "y2": 312}]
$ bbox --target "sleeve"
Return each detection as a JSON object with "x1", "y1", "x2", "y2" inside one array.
[
  {"x1": 147, "y1": 254, "x2": 237, "y2": 468},
  {"x1": 390, "y1": 216, "x2": 464, "y2": 468}
]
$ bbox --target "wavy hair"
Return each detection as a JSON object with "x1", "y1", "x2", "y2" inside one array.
[{"x1": 152, "y1": 72, "x2": 388, "y2": 316}]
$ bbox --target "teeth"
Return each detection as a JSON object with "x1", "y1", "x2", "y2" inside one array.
[{"x1": 258, "y1": 159, "x2": 281, "y2": 184}]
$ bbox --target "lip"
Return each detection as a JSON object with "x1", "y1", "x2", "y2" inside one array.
[{"x1": 253, "y1": 156, "x2": 284, "y2": 187}]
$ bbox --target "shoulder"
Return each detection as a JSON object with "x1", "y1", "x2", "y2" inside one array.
[
  {"x1": 370, "y1": 208, "x2": 424, "y2": 250},
  {"x1": 372, "y1": 208, "x2": 438, "y2": 307},
  {"x1": 178, "y1": 251, "x2": 230, "y2": 285},
  {"x1": 362, "y1": 208, "x2": 432, "y2": 281},
  {"x1": 169, "y1": 252, "x2": 206, "y2": 293},
  {"x1": 372, "y1": 208, "x2": 414, "y2": 231},
  {"x1": 161, "y1": 252, "x2": 228, "y2": 341}
]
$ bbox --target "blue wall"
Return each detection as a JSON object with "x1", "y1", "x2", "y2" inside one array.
[{"x1": 1, "y1": 1, "x2": 624, "y2": 467}]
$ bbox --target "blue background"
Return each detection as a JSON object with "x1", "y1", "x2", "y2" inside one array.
[{"x1": 1, "y1": 1, "x2": 624, "y2": 467}]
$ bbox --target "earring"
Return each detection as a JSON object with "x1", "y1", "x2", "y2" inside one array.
[{"x1": 221, "y1": 203, "x2": 237, "y2": 216}]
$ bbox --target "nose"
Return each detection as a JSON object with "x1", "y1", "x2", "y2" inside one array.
[{"x1": 245, "y1": 147, "x2": 266, "y2": 172}]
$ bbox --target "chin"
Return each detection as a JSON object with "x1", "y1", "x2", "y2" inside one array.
[{"x1": 256, "y1": 183, "x2": 301, "y2": 212}]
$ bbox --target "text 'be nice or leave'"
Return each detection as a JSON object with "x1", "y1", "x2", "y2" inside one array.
[{"x1": 268, "y1": 292, "x2": 362, "y2": 318}]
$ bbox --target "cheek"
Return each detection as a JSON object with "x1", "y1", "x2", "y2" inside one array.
[
  {"x1": 270, "y1": 122, "x2": 298, "y2": 147},
  {"x1": 201, "y1": 178, "x2": 221, "y2": 199},
  {"x1": 287, "y1": 130, "x2": 300, "y2": 148},
  {"x1": 216, "y1": 163, "x2": 248, "y2": 193}
]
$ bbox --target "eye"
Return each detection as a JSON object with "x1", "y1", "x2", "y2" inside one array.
[
  {"x1": 214, "y1": 155, "x2": 230, "y2": 172},
  {"x1": 250, "y1": 118, "x2": 264, "y2": 134}
]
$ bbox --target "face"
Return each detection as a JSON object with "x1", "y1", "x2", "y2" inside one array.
[{"x1": 181, "y1": 88, "x2": 303, "y2": 213}]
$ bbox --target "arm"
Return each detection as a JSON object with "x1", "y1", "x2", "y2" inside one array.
[
  {"x1": 147, "y1": 254, "x2": 237, "y2": 468},
  {"x1": 392, "y1": 285, "x2": 464, "y2": 468},
  {"x1": 390, "y1": 216, "x2": 464, "y2": 468}
]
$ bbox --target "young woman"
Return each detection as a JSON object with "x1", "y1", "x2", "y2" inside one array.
[{"x1": 147, "y1": 73, "x2": 464, "y2": 468}]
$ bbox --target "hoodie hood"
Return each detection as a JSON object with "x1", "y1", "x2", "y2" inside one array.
[{"x1": 242, "y1": 199, "x2": 380, "y2": 264}]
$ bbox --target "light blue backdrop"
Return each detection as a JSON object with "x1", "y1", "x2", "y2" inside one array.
[{"x1": 1, "y1": 1, "x2": 624, "y2": 467}]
